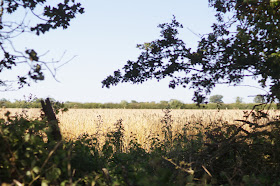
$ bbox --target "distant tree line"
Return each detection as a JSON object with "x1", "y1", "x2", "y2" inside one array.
[{"x1": 0, "y1": 97, "x2": 278, "y2": 110}]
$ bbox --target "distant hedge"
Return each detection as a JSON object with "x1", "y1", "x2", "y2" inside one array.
[{"x1": 0, "y1": 99, "x2": 278, "y2": 110}]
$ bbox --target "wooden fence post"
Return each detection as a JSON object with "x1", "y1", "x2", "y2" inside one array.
[{"x1": 41, "y1": 98, "x2": 62, "y2": 141}]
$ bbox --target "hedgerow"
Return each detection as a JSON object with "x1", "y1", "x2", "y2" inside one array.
[{"x1": 1, "y1": 108, "x2": 280, "y2": 185}]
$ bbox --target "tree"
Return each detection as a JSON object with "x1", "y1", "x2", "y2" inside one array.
[
  {"x1": 120, "y1": 100, "x2": 128, "y2": 108},
  {"x1": 169, "y1": 99, "x2": 184, "y2": 109},
  {"x1": 209, "y1": 95, "x2": 223, "y2": 103},
  {"x1": 0, "y1": 98, "x2": 9, "y2": 107},
  {"x1": 102, "y1": 0, "x2": 280, "y2": 104},
  {"x1": 0, "y1": 0, "x2": 84, "y2": 91},
  {"x1": 254, "y1": 94, "x2": 266, "y2": 103},
  {"x1": 235, "y1": 96, "x2": 243, "y2": 104}
]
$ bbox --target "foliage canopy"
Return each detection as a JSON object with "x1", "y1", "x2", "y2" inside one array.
[
  {"x1": 209, "y1": 95, "x2": 224, "y2": 103},
  {"x1": 102, "y1": 0, "x2": 280, "y2": 104},
  {"x1": 254, "y1": 94, "x2": 266, "y2": 103},
  {"x1": 235, "y1": 96, "x2": 243, "y2": 104},
  {"x1": 0, "y1": 0, "x2": 84, "y2": 91}
]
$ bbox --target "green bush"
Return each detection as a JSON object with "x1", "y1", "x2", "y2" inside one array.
[{"x1": 1, "y1": 108, "x2": 280, "y2": 185}]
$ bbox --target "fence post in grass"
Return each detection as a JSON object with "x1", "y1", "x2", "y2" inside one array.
[{"x1": 41, "y1": 98, "x2": 62, "y2": 141}]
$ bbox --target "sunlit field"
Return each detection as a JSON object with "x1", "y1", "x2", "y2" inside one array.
[{"x1": 2, "y1": 108, "x2": 279, "y2": 151}]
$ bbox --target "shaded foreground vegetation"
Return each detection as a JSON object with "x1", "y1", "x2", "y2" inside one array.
[
  {"x1": 1, "y1": 98, "x2": 279, "y2": 110},
  {"x1": 1, "y1": 107, "x2": 280, "y2": 185}
]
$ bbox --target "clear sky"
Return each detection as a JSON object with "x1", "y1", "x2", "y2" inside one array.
[{"x1": 1, "y1": 0, "x2": 268, "y2": 103}]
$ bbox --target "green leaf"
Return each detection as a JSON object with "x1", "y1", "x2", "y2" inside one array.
[
  {"x1": 26, "y1": 170, "x2": 31, "y2": 177},
  {"x1": 41, "y1": 180, "x2": 49, "y2": 186},
  {"x1": 46, "y1": 167, "x2": 61, "y2": 181},
  {"x1": 33, "y1": 166, "x2": 40, "y2": 174},
  {"x1": 24, "y1": 133, "x2": 30, "y2": 142}
]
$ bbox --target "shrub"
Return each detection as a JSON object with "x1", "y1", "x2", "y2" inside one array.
[{"x1": 1, "y1": 108, "x2": 280, "y2": 185}]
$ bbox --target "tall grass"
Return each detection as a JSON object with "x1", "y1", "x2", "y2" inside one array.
[{"x1": 1, "y1": 108, "x2": 279, "y2": 151}]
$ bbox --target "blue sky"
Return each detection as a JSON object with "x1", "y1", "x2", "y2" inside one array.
[{"x1": 1, "y1": 1, "x2": 267, "y2": 103}]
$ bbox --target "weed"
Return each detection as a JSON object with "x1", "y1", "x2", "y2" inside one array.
[{"x1": 1, "y1": 107, "x2": 280, "y2": 185}]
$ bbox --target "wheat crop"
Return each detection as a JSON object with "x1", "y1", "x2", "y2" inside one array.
[{"x1": 1, "y1": 108, "x2": 279, "y2": 150}]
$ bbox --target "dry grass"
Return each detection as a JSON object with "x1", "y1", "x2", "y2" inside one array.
[{"x1": 1, "y1": 108, "x2": 279, "y2": 150}]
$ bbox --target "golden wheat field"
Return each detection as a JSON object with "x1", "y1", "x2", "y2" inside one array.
[{"x1": 1, "y1": 108, "x2": 279, "y2": 150}]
